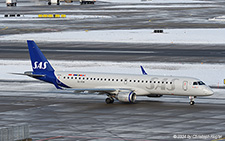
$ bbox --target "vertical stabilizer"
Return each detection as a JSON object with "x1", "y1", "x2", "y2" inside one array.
[
  {"x1": 27, "y1": 40, "x2": 54, "y2": 73},
  {"x1": 26, "y1": 40, "x2": 67, "y2": 89}
]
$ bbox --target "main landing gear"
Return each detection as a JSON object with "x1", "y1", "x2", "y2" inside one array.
[
  {"x1": 189, "y1": 96, "x2": 196, "y2": 105},
  {"x1": 105, "y1": 97, "x2": 114, "y2": 104}
]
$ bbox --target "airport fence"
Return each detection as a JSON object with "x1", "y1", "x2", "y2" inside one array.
[{"x1": 0, "y1": 123, "x2": 29, "y2": 141}]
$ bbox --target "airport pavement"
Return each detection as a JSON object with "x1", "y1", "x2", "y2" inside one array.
[
  {"x1": 0, "y1": 80, "x2": 225, "y2": 141},
  {"x1": 0, "y1": 42, "x2": 225, "y2": 63},
  {"x1": 0, "y1": 0, "x2": 225, "y2": 35}
]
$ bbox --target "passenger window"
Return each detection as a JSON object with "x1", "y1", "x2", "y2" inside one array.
[
  {"x1": 67, "y1": 77, "x2": 69, "y2": 79},
  {"x1": 63, "y1": 76, "x2": 66, "y2": 79},
  {"x1": 71, "y1": 77, "x2": 73, "y2": 79}
]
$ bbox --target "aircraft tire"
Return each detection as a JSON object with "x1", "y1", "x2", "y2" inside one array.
[
  {"x1": 105, "y1": 98, "x2": 111, "y2": 104},
  {"x1": 190, "y1": 101, "x2": 195, "y2": 105},
  {"x1": 105, "y1": 98, "x2": 114, "y2": 104}
]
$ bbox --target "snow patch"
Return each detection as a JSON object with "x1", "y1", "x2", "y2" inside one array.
[
  {"x1": 107, "y1": 4, "x2": 215, "y2": 9},
  {"x1": 98, "y1": 0, "x2": 211, "y2": 4},
  {"x1": 1, "y1": 29, "x2": 225, "y2": 44},
  {"x1": 0, "y1": 14, "x2": 112, "y2": 21},
  {"x1": 1, "y1": 59, "x2": 225, "y2": 87},
  {"x1": 209, "y1": 16, "x2": 225, "y2": 22}
]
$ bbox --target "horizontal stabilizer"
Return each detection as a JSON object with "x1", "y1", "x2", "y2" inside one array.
[
  {"x1": 24, "y1": 71, "x2": 45, "y2": 77},
  {"x1": 10, "y1": 72, "x2": 45, "y2": 77},
  {"x1": 10, "y1": 72, "x2": 27, "y2": 76}
]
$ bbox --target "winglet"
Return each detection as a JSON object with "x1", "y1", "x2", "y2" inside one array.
[{"x1": 140, "y1": 66, "x2": 148, "y2": 75}]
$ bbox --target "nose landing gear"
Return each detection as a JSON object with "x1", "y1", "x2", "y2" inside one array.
[{"x1": 189, "y1": 96, "x2": 196, "y2": 105}]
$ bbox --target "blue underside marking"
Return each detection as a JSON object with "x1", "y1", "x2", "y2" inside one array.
[
  {"x1": 32, "y1": 73, "x2": 70, "y2": 89},
  {"x1": 57, "y1": 80, "x2": 70, "y2": 88}
]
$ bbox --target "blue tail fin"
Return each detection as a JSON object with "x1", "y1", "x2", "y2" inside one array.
[
  {"x1": 27, "y1": 40, "x2": 54, "y2": 73},
  {"x1": 27, "y1": 40, "x2": 67, "y2": 89}
]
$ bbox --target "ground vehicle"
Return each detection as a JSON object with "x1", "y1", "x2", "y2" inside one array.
[
  {"x1": 6, "y1": 0, "x2": 17, "y2": 6},
  {"x1": 80, "y1": 0, "x2": 96, "y2": 5},
  {"x1": 48, "y1": 0, "x2": 60, "y2": 5}
]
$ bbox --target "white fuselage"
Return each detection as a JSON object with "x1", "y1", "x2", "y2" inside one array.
[{"x1": 56, "y1": 71, "x2": 213, "y2": 97}]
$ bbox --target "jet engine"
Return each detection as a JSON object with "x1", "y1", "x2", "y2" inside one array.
[{"x1": 116, "y1": 91, "x2": 136, "y2": 103}]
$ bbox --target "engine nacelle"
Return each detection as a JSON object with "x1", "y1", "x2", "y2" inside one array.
[{"x1": 117, "y1": 91, "x2": 136, "y2": 103}]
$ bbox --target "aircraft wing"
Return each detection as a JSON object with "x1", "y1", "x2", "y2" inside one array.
[{"x1": 64, "y1": 88, "x2": 133, "y2": 95}]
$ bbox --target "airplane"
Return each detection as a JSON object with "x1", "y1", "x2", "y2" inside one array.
[{"x1": 23, "y1": 40, "x2": 214, "y2": 105}]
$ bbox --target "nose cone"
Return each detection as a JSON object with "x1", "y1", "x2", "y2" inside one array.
[{"x1": 204, "y1": 88, "x2": 214, "y2": 96}]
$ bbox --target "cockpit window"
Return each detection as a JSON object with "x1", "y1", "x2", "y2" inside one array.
[
  {"x1": 193, "y1": 81, "x2": 205, "y2": 85},
  {"x1": 198, "y1": 81, "x2": 205, "y2": 85},
  {"x1": 193, "y1": 82, "x2": 198, "y2": 85}
]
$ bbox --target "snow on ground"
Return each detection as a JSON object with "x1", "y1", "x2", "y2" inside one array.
[
  {"x1": 108, "y1": 4, "x2": 216, "y2": 9},
  {"x1": 97, "y1": 0, "x2": 212, "y2": 4},
  {"x1": 0, "y1": 0, "x2": 215, "y2": 8},
  {"x1": 209, "y1": 16, "x2": 225, "y2": 22},
  {"x1": 0, "y1": 15, "x2": 112, "y2": 21},
  {"x1": 1, "y1": 59, "x2": 225, "y2": 87},
  {"x1": 1, "y1": 29, "x2": 225, "y2": 44}
]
